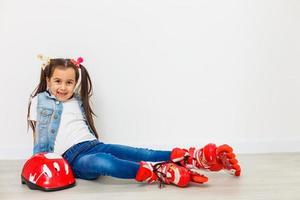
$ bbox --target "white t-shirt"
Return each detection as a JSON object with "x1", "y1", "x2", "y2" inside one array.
[{"x1": 29, "y1": 96, "x2": 96, "y2": 155}]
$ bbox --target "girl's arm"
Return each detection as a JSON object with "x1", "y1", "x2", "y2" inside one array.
[
  {"x1": 29, "y1": 120, "x2": 36, "y2": 143},
  {"x1": 28, "y1": 96, "x2": 38, "y2": 143}
]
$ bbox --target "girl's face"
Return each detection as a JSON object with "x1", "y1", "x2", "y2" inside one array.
[{"x1": 46, "y1": 67, "x2": 77, "y2": 102}]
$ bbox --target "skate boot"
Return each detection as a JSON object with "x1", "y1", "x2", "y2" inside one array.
[
  {"x1": 171, "y1": 143, "x2": 241, "y2": 176},
  {"x1": 135, "y1": 161, "x2": 208, "y2": 187}
]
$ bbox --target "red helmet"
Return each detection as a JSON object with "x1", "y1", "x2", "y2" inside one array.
[{"x1": 21, "y1": 153, "x2": 76, "y2": 191}]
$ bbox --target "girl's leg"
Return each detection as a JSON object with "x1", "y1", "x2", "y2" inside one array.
[
  {"x1": 91, "y1": 143, "x2": 171, "y2": 162},
  {"x1": 70, "y1": 145, "x2": 208, "y2": 187},
  {"x1": 72, "y1": 152, "x2": 140, "y2": 180}
]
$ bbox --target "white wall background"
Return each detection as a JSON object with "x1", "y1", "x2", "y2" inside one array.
[{"x1": 1, "y1": 0, "x2": 300, "y2": 159}]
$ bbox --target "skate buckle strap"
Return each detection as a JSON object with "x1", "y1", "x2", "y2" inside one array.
[{"x1": 189, "y1": 148, "x2": 210, "y2": 169}]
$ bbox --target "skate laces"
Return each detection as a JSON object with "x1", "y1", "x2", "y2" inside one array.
[{"x1": 152, "y1": 161, "x2": 173, "y2": 188}]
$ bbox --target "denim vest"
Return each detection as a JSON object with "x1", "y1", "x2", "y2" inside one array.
[{"x1": 33, "y1": 91, "x2": 95, "y2": 154}]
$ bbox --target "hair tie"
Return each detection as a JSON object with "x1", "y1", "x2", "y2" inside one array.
[
  {"x1": 71, "y1": 57, "x2": 84, "y2": 68},
  {"x1": 72, "y1": 57, "x2": 83, "y2": 95}
]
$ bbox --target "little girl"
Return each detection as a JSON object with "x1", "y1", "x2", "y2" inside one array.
[{"x1": 27, "y1": 55, "x2": 241, "y2": 187}]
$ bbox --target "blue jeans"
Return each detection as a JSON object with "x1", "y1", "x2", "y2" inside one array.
[{"x1": 62, "y1": 140, "x2": 171, "y2": 180}]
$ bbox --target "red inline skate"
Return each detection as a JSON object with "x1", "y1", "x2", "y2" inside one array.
[
  {"x1": 171, "y1": 143, "x2": 241, "y2": 176},
  {"x1": 135, "y1": 161, "x2": 208, "y2": 187}
]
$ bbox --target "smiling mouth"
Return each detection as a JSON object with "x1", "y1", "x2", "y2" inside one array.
[{"x1": 57, "y1": 91, "x2": 68, "y2": 96}]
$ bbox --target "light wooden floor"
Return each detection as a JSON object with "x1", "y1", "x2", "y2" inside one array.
[{"x1": 1, "y1": 153, "x2": 300, "y2": 200}]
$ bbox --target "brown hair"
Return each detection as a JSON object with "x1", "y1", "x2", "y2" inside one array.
[{"x1": 27, "y1": 58, "x2": 99, "y2": 138}]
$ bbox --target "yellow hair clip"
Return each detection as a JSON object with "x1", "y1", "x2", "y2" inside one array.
[{"x1": 37, "y1": 54, "x2": 51, "y2": 70}]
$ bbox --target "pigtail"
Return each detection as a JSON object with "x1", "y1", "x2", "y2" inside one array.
[
  {"x1": 33, "y1": 68, "x2": 48, "y2": 96},
  {"x1": 80, "y1": 65, "x2": 99, "y2": 138},
  {"x1": 27, "y1": 66, "x2": 49, "y2": 134}
]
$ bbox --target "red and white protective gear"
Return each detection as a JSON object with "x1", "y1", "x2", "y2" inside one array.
[
  {"x1": 135, "y1": 161, "x2": 208, "y2": 187},
  {"x1": 171, "y1": 143, "x2": 241, "y2": 176},
  {"x1": 21, "y1": 153, "x2": 76, "y2": 191}
]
